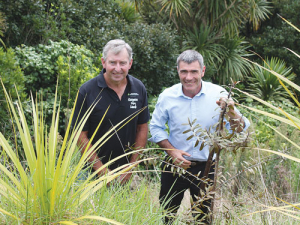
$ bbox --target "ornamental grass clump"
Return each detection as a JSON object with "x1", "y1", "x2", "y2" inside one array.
[
  {"x1": 0, "y1": 80, "x2": 143, "y2": 224},
  {"x1": 234, "y1": 15, "x2": 300, "y2": 219}
]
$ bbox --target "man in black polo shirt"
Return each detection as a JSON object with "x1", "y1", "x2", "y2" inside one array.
[{"x1": 72, "y1": 39, "x2": 149, "y2": 184}]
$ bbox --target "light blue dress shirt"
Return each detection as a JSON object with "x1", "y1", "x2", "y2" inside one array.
[{"x1": 149, "y1": 81, "x2": 250, "y2": 161}]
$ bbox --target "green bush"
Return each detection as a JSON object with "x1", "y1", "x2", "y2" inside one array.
[
  {"x1": 0, "y1": 0, "x2": 119, "y2": 48},
  {"x1": 1, "y1": 0, "x2": 180, "y2": 96},
  {"x1": 247, "y1": 0, "x2": 300, "y2": 86},
  {"x1": 0, "y1": 48, "x2": 26, "y2": 130},
  {"x1": 125, "y1": 23, "x2": 179, "y2": 96},
  {"x1": 14, "y1": 40, "x2": 100, "y2": 134},
  {"x1": 56, "y1": 53, "x2": 101, "y2": 108},
  {"x1": 14, "y1": 40, "x2": 99, "y2": 107},
  {"x1": 245, "y1": 57, "x2": 295, "y2": 102}
]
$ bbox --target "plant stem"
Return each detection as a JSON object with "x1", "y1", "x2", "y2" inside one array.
[{"x1": 200, "y1": 82, "x2": 236, "y2": 223}]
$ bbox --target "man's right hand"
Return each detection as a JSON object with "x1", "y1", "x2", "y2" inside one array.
[
  {"x1": 166, "y1": 149, "x2": 191, "y2": 169},
  {"x1": 158, "y1": 139, "x2": 192, "y2": 169}
]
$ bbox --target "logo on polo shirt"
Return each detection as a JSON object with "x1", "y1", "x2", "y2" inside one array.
[
  {"x1": 128, "y1": 97, "x2": 138, "y2": 109},
  {"x1": 128, "y1": 92, "x2": 139, "y2": 96},
  {"x1": 128, "y1": 93, "x2": 139, "y2": 109}
]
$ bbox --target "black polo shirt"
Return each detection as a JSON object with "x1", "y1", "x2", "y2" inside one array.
[{"x1": 72, "y1": 69, "x2": 150, "y2": 170}]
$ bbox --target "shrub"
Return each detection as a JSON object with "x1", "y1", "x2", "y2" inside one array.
[
  {"x1": 0, "y1": 48, "x2": 26, "y2": 130},
  {"x1": 248, "y1": 0, "x2": 300, "y2": 85},
  {"x1": 125, "y1": 23, "x2": 179, "y2": 96},
  {"x1": 246, "y1": 57, "x2": 295, "y2": 102},
  {"x1": 0, "y1": 0, "x2": 119, "y2": 47},
  {"x1": 14, "y1": 40, "x2": 100, "y2": 134},
  {"x1": 1, "y1": 0, "x2": 180, "y2": 96},
  {"x1": 15, "y1": 40, "x2": 99, "y2": 98}
]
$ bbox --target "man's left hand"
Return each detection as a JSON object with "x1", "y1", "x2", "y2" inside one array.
[
  {"x1": 216, "y1": 97, "x2": 245, "y2": 132},
  {"x1": 216, "y1": 97, "x2": 235, "y2": 114}
]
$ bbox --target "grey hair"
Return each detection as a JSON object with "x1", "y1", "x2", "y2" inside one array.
[
  {"x1": 176, "y1": 50, "x2": 204, "y2": 69},
  {"x1": 102, "y1": 39, "x2": 133, "y2": 61}
]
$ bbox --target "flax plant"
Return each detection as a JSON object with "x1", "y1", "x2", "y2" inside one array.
[{"x1": 0, "y1": 80, "x2": 145, "y2": 224}]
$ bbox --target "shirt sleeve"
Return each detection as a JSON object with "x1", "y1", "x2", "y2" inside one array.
[
  {"x1": 149, "y1": 94, "x2": 169, "y2": 143},
  {"x1": 137, "y1": 85, "x2": 150, "y2": 124}
]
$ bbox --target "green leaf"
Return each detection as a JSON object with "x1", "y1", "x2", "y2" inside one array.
[
  {"x1": 183, "y1": 129, "x2": 191, "y2": 134},
  {"x1": 199, "y1": 142, "x2": 205, "y2": 151},
  {"x1": 194, "y1": 139, "x2": 199, "y2": 147},
  {"x1": 186, "y1": 135, "x2": 194, "y2": 141}
]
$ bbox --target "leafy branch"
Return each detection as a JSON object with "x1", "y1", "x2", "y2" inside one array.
[{"x1": 183, "y1": 81, "x2": 251, "y2": 222}]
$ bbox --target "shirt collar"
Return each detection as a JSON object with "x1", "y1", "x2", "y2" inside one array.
[
  {"x1": 177, "y1": 81, "x2": 207, "y2": 98},
  {"x1": 97, "y1": 69, "x2": 132, "y2": 88},
  {"x1": 97, "y1": 69, "x2": 107, "y2": 88}
]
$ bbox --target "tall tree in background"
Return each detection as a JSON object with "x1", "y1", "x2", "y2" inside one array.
[
  {"x1": 0, "y1": 0, "x2": 120, "y2": 49},
  {"x1": 134, "y1": 0, "x2": 272, "y2": 84},
  {"x1": 0, "y1": 0, "x2": 276, "y2": 91},
  {"x1": 0, "y1": 0, "x2": 179, "y2": 96}
]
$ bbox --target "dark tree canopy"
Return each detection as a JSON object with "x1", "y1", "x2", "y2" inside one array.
[
  {"x1": 245, "y1": 0, "x2": 300, "y2": 85},
  {"x1": 0, "y1": 0, "x2": 179, "y2": 96}
]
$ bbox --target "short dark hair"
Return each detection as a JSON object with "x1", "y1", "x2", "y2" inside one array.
[{"x1": 177, "y1": 50, "x2": 204, "y2": 69}]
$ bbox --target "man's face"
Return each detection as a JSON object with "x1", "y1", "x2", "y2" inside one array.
[
  {"x1": 101, "y1": 48, "x2": 133, "y2": 84},
  {"x1": 178, "y1": 61, "x2": 205, "y2": 98}
]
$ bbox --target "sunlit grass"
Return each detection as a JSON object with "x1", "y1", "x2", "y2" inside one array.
[{"x1": 77, "y1": 176, "x2": 165, "y2": 224}]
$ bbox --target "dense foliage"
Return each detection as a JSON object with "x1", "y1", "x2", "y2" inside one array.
[
  {"x1": 246, "y1": 0, "x2": 300, "y2": 85},
  {"x1": 124, "y1": 23, "x2": 179, "y2": 95},
  {"x1": 245, "y1": 57, "x2": 295, "y2": 102},
  {"x1": 0, "y1": 0, "x2": 116, "y2": 48},
  {"x1": 0, "y1": 48, "x2": 25, "y2": 130},
  {"x1": 135, "y1": 0, "x2": 272, "y2": 84},
  {"x1": 0, "y1": 0, "x2": 179, "y2": 96},
  {"x1": 13, "y1": 40, "x2": 99, "y2": 134},
  {"x1": 14, "y1": 40, "x2": 99, "y2": 108}
]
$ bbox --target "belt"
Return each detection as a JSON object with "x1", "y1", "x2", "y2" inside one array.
[{"x1": 190, "y1": 161, "x2": 207, "y2": 166}]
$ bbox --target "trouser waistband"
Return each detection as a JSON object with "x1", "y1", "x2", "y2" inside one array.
[{"x1": 190, "y1": 161, "x2": 207, "y2": 166}]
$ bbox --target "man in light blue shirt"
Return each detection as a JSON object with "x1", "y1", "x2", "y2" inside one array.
[{"x1": 149, "y1": 50, "x2": 250, "y2": 224}]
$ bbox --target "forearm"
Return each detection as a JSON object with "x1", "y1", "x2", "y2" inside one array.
[
  {"x1": 89, "y1": 153, "x2": 110, "y2": 176},
  {"x1": 78, "y1": 131, "x2": 110, "y2": 176},
  {"x1": 130, "y1": 123, "x2": 148, "y2": 163},
  {"x1": 158, "y1": 139, "x2": 191, "y2": 168},
  {"x1": 157, "y1": 139, "x2": 175, "y2": 156}
]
